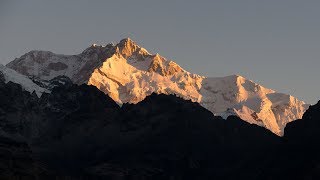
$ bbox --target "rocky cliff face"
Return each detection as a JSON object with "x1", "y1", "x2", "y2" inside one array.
[{"x1": 6, "y1": 38, "x2": 309, "y2": 135}]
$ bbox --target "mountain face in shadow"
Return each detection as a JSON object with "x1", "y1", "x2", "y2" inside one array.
[{"x1": 0, "y1": 76, "x2": 319, "y2": 179}]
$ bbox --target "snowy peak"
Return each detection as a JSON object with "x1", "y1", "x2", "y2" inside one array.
[
  {"x1": 115, "y1": 38, "x2": 149, "y2": 60},
  {"x1": 5, "y1": 38, "x2": 309, "y2": 136},
  {"x1": 6, "y1": 43, "x2": 116, "y2": 84}
]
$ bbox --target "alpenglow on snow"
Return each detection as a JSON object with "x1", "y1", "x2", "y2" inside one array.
[{"x1": 6, "y1": 38, "x2": 309, "y2": 136}]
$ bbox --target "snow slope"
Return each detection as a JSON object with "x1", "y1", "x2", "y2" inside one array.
[
  {"x1": 200, "y1": 75, "x2": 308, "y2": 135},
  {"x1": 6, "y1": 44, "x2": 114, "y2": 84},
  {"x1": 0, "y1": 64, "x2": 47, "y2": 97},
  {"x1": 6, "y1": 38, "x2": 309, "y2": 135}
]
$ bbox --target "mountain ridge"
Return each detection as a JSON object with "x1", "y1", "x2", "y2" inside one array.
[{"x1": 6, "y1": 38, "x2": 309, "y2": 135}]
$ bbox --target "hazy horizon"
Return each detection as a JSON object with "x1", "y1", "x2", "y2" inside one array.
[{"x1": 1, "y1": 0, "x2": 319, "y2": 104}]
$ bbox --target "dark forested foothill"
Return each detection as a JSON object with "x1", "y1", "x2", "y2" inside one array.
[{"x1": 0, "y1": 76, "x2": 319, "y2": 180}]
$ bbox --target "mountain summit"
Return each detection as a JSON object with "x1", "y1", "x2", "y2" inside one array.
[{"x1": 6, "y1": 38, "x2": 309, "y2": 135}]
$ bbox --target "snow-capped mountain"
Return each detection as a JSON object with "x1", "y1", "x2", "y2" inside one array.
[
  {"x1": 0, "y1": 64, "x2": 48, "y2": 97},
  {"x1": 6, "y1": 38, "x2": 309, "y2": 135}
]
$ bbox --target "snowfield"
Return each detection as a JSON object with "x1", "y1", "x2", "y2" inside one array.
[{"x1": 0, "y1": 64, "x2": 48, "y2": 97}]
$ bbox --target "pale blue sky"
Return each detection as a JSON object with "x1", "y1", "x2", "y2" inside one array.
[{"x1": 1, "y1": 0, "x2": 319, "y2": 103}]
